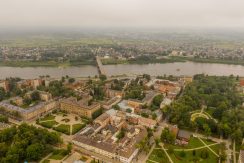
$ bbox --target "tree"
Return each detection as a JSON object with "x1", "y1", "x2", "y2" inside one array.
[
  {"x1": 66, "y1": 143, "x2": 72, "y2": 154},
  {"x1": 126, "y1": 108, "x2": 132, "y2": 113},
  {"x1": 26, "y1": 143, "x2": 44, "y2": 160},
  {"x1": 0, "y1": 87, "x2": 6, "y2": 101},
  {"x1": 203, "y1": 124, "x2": 211, "y2": 138},
  {"x1": 113, "y1": 104, "x2": 120, "y2": 110},
  {"x1": 152, "y1": 113, "x2": 157, "y2": 120},
  {"x1": 200, "y1": 149, "x2": 209, "y2": 159},
  {"x1": 161, "y1": 128, "x2": 175, "y2": 144},
  {"x1": 68, "y1": 78, "x2": 75, "y2": 83},
  {"x1": 31, "y1": 91, "x2": 40, "y2": 101},
  {"x1": 168, "y1": 146, "x2": 174, "y2": 154},
  {"x1": 136, "y1": 137, "x2": 149, "y2": 153},
  {"x1": 99, "y1": 74, "x2": 107, "y2": 81},
  {"x1": 116, "y1": 128, "x2": 125, "y2": 139},
  {"x1": 143, "y1": 74, "x2": 151, "y2": 81},
  {"x1": 92, "y1": 108, "x2": 103, "y2": 119},
  {"x1": 152, "y1": 94, "x2": 163, "y2": 107},
  {"x1": 0, "y1": 124, "x2": 61, "y2": 162},
  {"x1": 0, "y1": 115, "x2": 8, "y2": 123},
  {"x1": 179, "y1": 150, "x2": 186, "y2": 157}
]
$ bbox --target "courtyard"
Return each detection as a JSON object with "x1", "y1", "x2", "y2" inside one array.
[{"x1": 37, "y1": 111, "x2": 87, "y2": 135}]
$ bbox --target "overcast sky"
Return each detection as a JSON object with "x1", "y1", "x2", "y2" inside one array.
[{"x1": 1, "y1": 0, "x2": 244, "y2": 29}]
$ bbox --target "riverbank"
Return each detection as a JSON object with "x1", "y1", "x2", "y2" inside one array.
[
  {"x1": 102, "y1": 56, "x2": 244, "y2": 66},
  {"x1": 186, "y1": 57, "x2": 244, "y2": 66},
  {"x1": 101, "y1": 57, "x2": 186, "y2": 65},
  {"x1": 0, "y1": 60, "x2": 96, "y2": 67},
  {"x1": 1, "y1": 57, "x2": 244, "y2": 68}
]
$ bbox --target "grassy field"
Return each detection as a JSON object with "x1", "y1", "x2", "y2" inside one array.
[
  {"x1": 164, "y1": 137, "x2": 204, "y2": 149},
  {"x1": 148, "y1": 137, "x2": 219, "y2": 163},
  {"x1": 101, "y1": 57, "x2": 186, "y2": 65},
  {"x1": 147, "y1": 149, "x2": 170, "y2": 163},
  {"x1": 40, "y1": 115, "x2": 56, "y2": 121},
  {"x1": 0, "y1": 60, "x2": 96, "y2": 67},
  {"x1": 39, "y1": 121, "x2": 58, "y2": 128},
  {"x1": 54, "y1": 124, "x2": 70, "y2": 135},
  {"x1": 169, "y1": 148, "x2": 218, "y2": 163},
  {"x1": 49, "y1": 149, "x2": 67, "y2": 160},
  {"x1": 72, "y1": 124, "x2": 86, "y2": 135}
]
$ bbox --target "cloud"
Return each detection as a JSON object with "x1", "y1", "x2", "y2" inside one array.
[{"x1": 0, "y1": 0, "x2": 244, "y2": 29}]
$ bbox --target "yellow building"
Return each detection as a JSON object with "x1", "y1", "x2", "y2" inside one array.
[{"x1": 60, "y1": 97, "x2": 101, "y2": 118}]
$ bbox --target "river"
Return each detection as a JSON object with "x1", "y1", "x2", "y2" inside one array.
[{"x1": 1, "y1": 62, "x2": 244, "y2": 79}]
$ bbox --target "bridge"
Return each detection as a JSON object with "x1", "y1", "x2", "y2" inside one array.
[{"x1": 96, "y1": 56, "x2": 106, "y2": 76}]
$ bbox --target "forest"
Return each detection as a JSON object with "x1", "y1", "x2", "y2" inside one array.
[
  {"x1": 164, "y1": 74, "x2": 244, "y2": 143},
  {"x1": 0, "y1": 124, "x2": 62, "y2": 163}
]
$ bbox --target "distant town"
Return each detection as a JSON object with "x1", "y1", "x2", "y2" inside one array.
[{"x1": 1, "y1": 33, "x2": 244, "y2": 68}]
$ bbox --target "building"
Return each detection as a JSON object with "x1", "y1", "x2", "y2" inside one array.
[
  {"x1": 105, "y1": 89, "x2": 123, "y2": 98},
  {"x1": 127, "y1": 91, "x2": 159, "y2": 108},
  {"x1": 0, "y1": 80, "x2": 9, "y2": 91},
  {"x1": 59, "y1": 97, "x2": 101, "y2": 118},
  {"x1": 239, "y1": 150, "x2": 244, "y2": 163},
  {"x1": 73, "y1": 111, "x2": 147, "y2": 163},
  {"x1": 31, "y1": 79, "x2": 43, "y2": 89},
  {"x1": 0, "y1": 99, "x2": 57, "y2": 121},
  {"x1": 177, "y1": 130, "x2": 191, "y2": 142},
  {"x1": 118, "y1": 100, "x2": 137, "y2": 113},
  {"x1": 26, "y1": 90, "x2": 52, "y2": 102},
  {"x1": 138, "y1": 116, "x2": 157, "y2": 129},
  {"x1": 102, "y1": 96, "x2": 121, "y2": 110},
  {"x1": 160, "y1": 98, "x2": 172, "y2": 109}
]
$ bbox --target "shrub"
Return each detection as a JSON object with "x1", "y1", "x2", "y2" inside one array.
[
  {"x1": 179, "y1": 150, "x2": 186, "y2": 158},
  {"x1": 200, "y1": 149, "x2": 209, "y2": 159}
]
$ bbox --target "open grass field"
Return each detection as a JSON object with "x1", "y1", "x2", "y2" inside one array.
[
  {"x1": 164, "y1": 137, "x2": 205, "y2": 149},
  {"x1": 39, "y1": 121, "x2": 58, "y2": 128},
  {"x1": 40, "y1": 115, "x2": 56, "y2": 121},
  {"x1": 49, "y1": 149, "x2": 67, "y2": 160},
  {"x1": 169, "y1": 148, "x2": 218, "y2": 163},
  {"x1": 54, "y1": 124, "x2": 70, "y2": 135},
  {"x1": 147, "y1": 149, "x2": 170, "y2": 163},
  {"x1": 72, "y1": 124, "x2": 86, "y2": 135}
]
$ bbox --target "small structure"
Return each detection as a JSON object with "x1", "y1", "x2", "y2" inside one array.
[{"x1": 177, "y1": 129, "x2": 191, "y2": 142}]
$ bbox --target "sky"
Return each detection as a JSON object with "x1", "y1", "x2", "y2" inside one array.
[{"x1": 0, "y1": 0, "x2": 244, "y2": 30}]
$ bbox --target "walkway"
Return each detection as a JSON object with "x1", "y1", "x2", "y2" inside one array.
[
  {"x1": 154, "y1": 142, "x2": 219, "y2": 151},
  {"x1": 143, "y1": 144, "x2": 155, "y2": 163},
  {"x1": 198, "y1": 137, "x2": 219, "y2": 157},
  {"x1": 160, "y1": 143, "x2": 174, "y2": 163},
  {"x1": 233, "y1": 140, "x2": 236, "y2": 163}
]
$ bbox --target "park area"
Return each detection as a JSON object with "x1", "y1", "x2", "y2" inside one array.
[
  {"x1": 147, "y1": 137, "x2": 221, "y2": 163},
  {"x1": 36, "y1": 111, "x2": 88, "y2": 135}
]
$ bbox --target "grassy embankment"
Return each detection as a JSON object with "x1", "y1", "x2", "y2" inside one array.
[
  {"x1": 101, "y1": 57, "x2": 186, "y2": 65},
  {"x1": 0, "y1": 60, "x2": 95, "y2": 67}
]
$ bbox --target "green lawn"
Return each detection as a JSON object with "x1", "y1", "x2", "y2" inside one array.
[
  {"x1": 42, "y1": 159, "x2": 50, "y2": 163},
  {"x1": 209, "y1": 144, "x2": 220, "y2": 154},
  {"x1": 40, "y1": 115, "x2": 56, "y2": 121},
  {"x1": 164, "y1": 137, "x2": 204, "y2": 149},
  {"x1": 201, "y1": 138, "x2": 215, "y2": 145},
  {"x1": 49, "y1": 149, "x2": 67, "y2": 160},
  {"x1": 147, "y1": 149, "x2": 170, "y2": 163},
  {"x1": 39, "y1": 121, "x2": 58, "y2": 128},
  {"x1": 72, "y1": 124, "x2": 86, "y2": 135},
  {"x1": 54, "y1": 124, "x2": 70, "y2": 135},
  {"x1": 169, "y1": 148, "x2": 218, "y2": 163}
]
